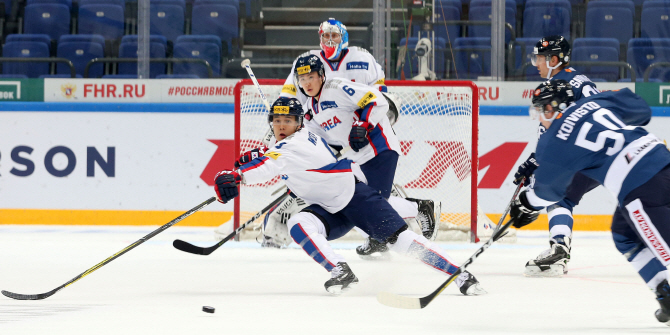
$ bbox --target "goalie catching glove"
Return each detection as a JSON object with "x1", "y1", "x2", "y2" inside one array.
[
  {"x1": 214, "y1": 170, "x2": 242, "y2": 203},
  {"x1": 235, "y1": 146, "x2": 268, "y2": 169},
  {"x1": 510, "y1": 191, "x2": 541, "y2": 228},
  {"x1": 349, "y1": 121, "x2": 374, "y2": 152}
]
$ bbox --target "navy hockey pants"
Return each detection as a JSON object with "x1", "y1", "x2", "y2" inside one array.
[{"x1": 359, "y1": 150, "x2": 399, "y2": 199}]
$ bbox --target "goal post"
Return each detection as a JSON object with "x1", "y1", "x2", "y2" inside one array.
[{"x1": 233, "y1": 79, "x2": 494, "y2": 243}]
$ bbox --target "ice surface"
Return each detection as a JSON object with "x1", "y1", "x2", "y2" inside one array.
[{"x1": 0, "y1": 225, "x2": 667, "y2": 335}]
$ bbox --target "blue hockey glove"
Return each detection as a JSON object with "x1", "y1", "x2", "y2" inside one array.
[
  {"x1": 513, "y1": 153, "x2": 539, "y2": 185},
  {"x1": 349, "y1": 121, "x2": 374, "y2": 152},
  {"x1": 235, "y1": 146, "x2": 268, "y2": 169},
  {"x1": 214, "y1": 170, "x2": 242, "y2": 203},
  {"x1": 510, "y1": 191, "x2": 541, "y2": 228}
]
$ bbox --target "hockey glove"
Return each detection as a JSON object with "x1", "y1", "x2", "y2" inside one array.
[
  {"x1": 214, "y1": 170, "x2": 242, "y2": 204},
  {"x1": 513, "y1": 152, "x2": 539, "y2": 185},
  {"x1": 510, "y1": 191, "x2": 541, "y2": 228},
  {"x1": 235, "y1": 146, "x2": 268, "y2": 169},
  {"x1": 349, "y1": 121, "x2": 374, "y2": 152}
]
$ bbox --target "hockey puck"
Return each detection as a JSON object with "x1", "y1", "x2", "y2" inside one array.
[{"x1": 202, "y1": 306, "x2": 215, "y2": 314}]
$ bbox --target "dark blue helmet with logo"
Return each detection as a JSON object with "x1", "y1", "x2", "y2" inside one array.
[
  {"x1": 293, "y1": 54, "x2": 326, "y2": 96},
  {"x1": 269, "y1": 97, "x2": 304, "y2": 126}
]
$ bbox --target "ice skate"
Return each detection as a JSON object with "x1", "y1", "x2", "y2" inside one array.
[
  {"x1": 407, "y1": 198, "x2": 437, "y2": 240},
  {"x1": 655, "y1": 280, "x2": 670, "y2": 325},
  {"x1": 324, "y1": 262, "x2": 359, "y2": 295},
  {"x1": 455, "y1": 271, "x2": 487, "y2": 296},
  {"x1": 356, "y1": 237, "x2": 391, "y2": 260},
  {"x1": 525, "y1": 236, "x2": 571, "y2": 277}
]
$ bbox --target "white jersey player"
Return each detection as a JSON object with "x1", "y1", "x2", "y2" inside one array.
[
  {"x1": 241, "y1": 19, "x2": 437, "y2": 257},
  {"x1": 212, "y1": 96, "x2": 485, "y2": 295}
]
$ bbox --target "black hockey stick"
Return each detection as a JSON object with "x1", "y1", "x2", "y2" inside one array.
[
  {"x1": 173, "y1": 192, "x2": 289, "y2": 255},
  {"x1": 377, "y1": 182, "x2": 525, "y2": 309},
  {"x1": 2, "y1": 197, "x2": 217, "y2": 301}
]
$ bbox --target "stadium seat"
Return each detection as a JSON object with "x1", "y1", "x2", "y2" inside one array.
[
  {"x1": 102, "y1": 74, "x2": 138, "y2": 78},
  {"x1": 0, "y1": 74, "x2": 29, "y2": 78},
  {"x1": 117, "y1": 35, "x2": 168, "y2": 78},
  {"x1": 172, "y1": 35, "x2": 222, "y2": 77},
  {"x1": 397, "y1": 37, "x2": 447, "y2": 79},
  {"x1": 641, "y1": 4, "x2": 670, "y2": 39},
  {"x1": 572, "y1": 37, "x2": 621, "y2": 81},
  {"x1": 467, "y1": 3, "x2": 516, "y2": 43},
  {"x1": 2, "y1": 41, "x2": 50, "y2": 78},
  {"x1": 78, "y1": 4, "x2": 125, "y2": 40},
  {"x1": 150, "y1": 2, "x2": 185, "y2": 42},
  {"x1": 451, "y1": 37, "x2": 491, "y2": 79},
  {"x1": 191, "y1": 4, "x2": 238, "y2": 57},
  {"x1": 626, "y1": 38, "x2": 670, "y2": 81},
  {"x1": 57, "y1": 34, "x2": 106, "y2": 78},
  {"x1": 428, "y1": 1, "x2": 461, "y2": 43},
  {"x1": 6, "y1": 34, "x2": 52, "y2": 47},
  {"x1": 584, "y1": 1, "x2": 634, "y2": 44},
  {"x1": 156, "y1": 74, "x2": 199, "y2": 78},
  {"x1": 26, "y1": 0, "x2": 72, "y2": 9},
  {"x1": 78, "y1": 0, "x2": 125, "y2": 6},
  {"x1": 23, "y1": 3, "x2": 71, "y2": 41},
  {"x1": 39, "y1": 74, "x2": 83, "y2": 77},
  {"x1": 523, "y1": 0, "x2": 571, "y2": 38}
]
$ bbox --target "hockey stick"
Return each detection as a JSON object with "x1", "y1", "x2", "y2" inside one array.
[
  {"x1": 376, "y1": 182, "x2": 524, "y2": 309},
  {"x1": 241, "y1": 58, "x2": 275, "y2": 145},
  {"x1": 173, "y1": 192, "x2": 289, "y2": 255},
  {"x1": 2, "y1": 197, "x2": 217, "y2": 301}
]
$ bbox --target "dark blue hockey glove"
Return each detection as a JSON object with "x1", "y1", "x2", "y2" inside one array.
[
  {"x1": 349, "y1": 121, "x2": 374, "y2": 152},
  {"x1": 214, "y1": 170, "x2": 242, "y2": 203},
  {"x1": 510, "y1": 191, "x2": 541, "y2": 228},
  {"x1": 513, "y1": 153, "x2": 539, "y2": 185}
]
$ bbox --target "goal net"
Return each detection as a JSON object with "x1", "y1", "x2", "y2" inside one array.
[{"x1": 233, "y1": 79, "x2": 507, "y2": 243}]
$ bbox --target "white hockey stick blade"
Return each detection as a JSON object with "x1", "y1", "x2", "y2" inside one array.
[
  {"x1": 376, "y1": 291, "x2": 422, "y2": 309},
  {"x1": 240, "y1": 59, "x2": 251, "y2": 68}
]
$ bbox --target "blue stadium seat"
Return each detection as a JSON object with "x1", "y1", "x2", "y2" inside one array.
[
  {"x1": 397, "y1": 37, "x2": 447, "y2": 79},
  {"x1": 117, "y1": 35, "x2": 168, "y2": 78},
  {"x1": 78, "y1": 0, "x2": 125, "y2": 7},
  {"x1": 78, "y1": 4, "x2": 125, "y2": 40},
  {"x1": 2, "y1": 41, "x2": 50, "y2": 78},
  {"x1": 523, "y1": 0, "x2": 572, "y2": 38},
  {"x1": 451, "y1": 37, "x2": 491, "y2": 79},
  {"x1": 156, "y1": 74, "x2": 199, "y2": 78},
  {"x1": 26, "y1": 0, "x2": 72, "y2": 9},
  {"x1": 23, "y1": 4, "x2": 71, "y2": 41},
  {"x1": 150, "y1": 2, "x2": 185, "y2": 42},
  {"x1": 172, "y1": 35, "x2": 222, "y2": 77},
  {"x1": 626, "y1": 38, "x2": 670, "y2": 81},
  {"x1": 57, "y1": 34, "x2": 106, "y2": 77},
  {"x1": 40, "y1": 74, "x2": 83, "y2": 77},
  {"x1": 584, "y1": 1, "x2": 634, "y2": 44},
  {"x1": 468, "y1": 4, "x2": 516, "y2": 43},
  {"x1": 572, "y1": 37, "x2": 621, "y2": 81},
  {"x1": 102, "y1": 74, "x2": 138, "y2": 78},
  {"x1": 0, "y1": 74, "x2": 30, "y2": 78},
  {"x1": 194, "y1": 0, "x2": 238, "y2": 13},
  {"x1": 641, "y1": 5, "x2": 670, "y2": 39},
  {"x1": 641, "y1": 0, "x2": 670, "y2": 10},
  {"x1": 191, "y1": 4, "x2": 238, "y2": 57},
  {"x1": 6, "y1": 34, "x2": 52, "y2": 47},
  {"x1": 429, "y1": 0, "x2": 461, "y2": 42}
]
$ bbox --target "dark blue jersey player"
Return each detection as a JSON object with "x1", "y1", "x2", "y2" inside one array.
[
  {"x1": 513, "y1": 35, "x2": 602, "y2": 277},
  {"x1": 510, "y1": 79, "x2": 670, "y2": 325}
]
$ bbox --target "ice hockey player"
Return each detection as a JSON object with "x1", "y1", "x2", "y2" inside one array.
[
  {"x1": 213, "y1": 96, "x2": 486, "y2": 295},
  {"x1": 246, "y1": 36, "x2": 436, "y2": 258},
  {"x1": 513, "y1": 35, "x2": 602, "y2": 276},
  {"x1": 509, "y1": 79, "x2": 670, "y2": 325}
]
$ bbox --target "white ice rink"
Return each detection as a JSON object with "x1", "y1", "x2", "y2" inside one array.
[{"x1": 0, "y1": 225, "x2": 668, "y2": 335}]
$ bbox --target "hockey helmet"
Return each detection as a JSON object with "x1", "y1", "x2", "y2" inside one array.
[
  {"x1": 319, "y1": 18, "x2": 349, "y2": 60},
  {"x1": 531, "y1": 35, "x2": 571, "y2": 67},
  {"x1": 269, "y1": 97, "x2": 304, "y2": 127},
  {"x1": 530, "y1": 80, "x2": 574, "y2": 122},
  {"x1": 293, "y1": 54, "x2": 326, "y2": 95}
]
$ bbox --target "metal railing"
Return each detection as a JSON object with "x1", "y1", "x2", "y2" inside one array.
[
  {"x1": 644, "y1": 62, "x2": 670, "y2": 82},
  {"x1": 0, "y1": 57, "x2": 76, "y2": 78},
  {"x1": 517, "y1": 61, "x2": 636, "y2": 82}
]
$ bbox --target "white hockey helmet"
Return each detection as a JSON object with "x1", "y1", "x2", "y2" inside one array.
[{"x1": 319, "y1": 18, "x2": 349, "y2": 60}]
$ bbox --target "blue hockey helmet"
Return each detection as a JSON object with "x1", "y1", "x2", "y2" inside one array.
[
  {"x1": 319, "y1": 18, "x2": 349, "y2": 60},
  {"x1": 269, "y1": 97, "x2": 304, "y2": 126},
  {"x1": 530, "y1": 79, "x2": 574, "y2": 122},
  {"x1": 293, "y1": 54, "x2": 326, "y2": 96}
]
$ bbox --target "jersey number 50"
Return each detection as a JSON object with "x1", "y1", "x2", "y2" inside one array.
[{"x1": 575, "y1": 108, "x2": 629, "y2": 156}]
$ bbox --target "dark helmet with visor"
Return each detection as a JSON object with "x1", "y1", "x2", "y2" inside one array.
[{"x1": 530, "y1": 80, "x2": 575, "y2": 122}]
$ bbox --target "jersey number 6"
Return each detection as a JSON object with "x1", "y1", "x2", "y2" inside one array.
[{"x1": 342, "y1": 85, "x2": 355, "y2": 96}]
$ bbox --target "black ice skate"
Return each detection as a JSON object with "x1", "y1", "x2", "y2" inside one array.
[
  {"x1": 455, "y1": 271, "x2": 487, "y2": 296},
  {"x1": 324, "y1": 262, "x2": 359, "y2": 295},
  {"x1": 524, "y1": 236, "x2": 571, "y2": 277},
  {"x1": 356, "y1": 237, "x2": 390, "y2": 260},
  {"x1": 407, "y1": 198, "x2": 437, "y2": 240},
  {"x1": 655, "y1": 279, "x2": 670, "y2": 325}
]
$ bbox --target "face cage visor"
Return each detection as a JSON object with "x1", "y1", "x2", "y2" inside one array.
[{"x1": 528, "y1": 103, "x2": 562, "y2": 122}]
